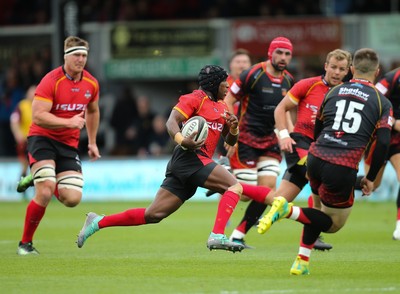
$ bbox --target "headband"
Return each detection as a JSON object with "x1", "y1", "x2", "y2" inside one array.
[
  {"x1": 64, "y1": 46, "x2": 88, "y2": 56},
  {"x1": 268, "y1": 37, "x2": 293, "y2": 59}
]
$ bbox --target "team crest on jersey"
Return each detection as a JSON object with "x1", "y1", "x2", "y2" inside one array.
[
  {"x1": 84, "y1": 90, "x2": 92, "y2": 99},
  {"x1": 334, "y1": 131, "x2": 344, "y2": 138},
  {"x1": 214, "y1": 107, "x2": 219, "y2": 112}
]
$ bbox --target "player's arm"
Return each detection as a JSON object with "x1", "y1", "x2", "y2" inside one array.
[
  {"x1": 366, "y1": 127, "x2": 390, "y2": 182},
  {"x1": 10, "y1": 108, "x2": 25, "y2": 143},
  {"x1": 360, "y1": 127, "x2": 391, "y2": 195},
  {"x1": 32, "y1": 98, "x2": 85, "y2": 129},
  {"x1": 224, "y1": 91, "x2": 239, "y2": 114},
  {"x1": 274, "y1": 94, "x2": 297, "y2": 153},
  {"x1": 221, "y1": 112, "x2": 239, "y2": 146},
  {"x1": 166, "y1": 109, "x2": 203, "y2": 150},
  {"x1": 86, "y1": 100, "x2": 101, "y2": 160}
]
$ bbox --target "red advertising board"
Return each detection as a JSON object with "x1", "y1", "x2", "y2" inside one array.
[{"x1": 233, "y1": 18, "x2": 342, "y2": 57}]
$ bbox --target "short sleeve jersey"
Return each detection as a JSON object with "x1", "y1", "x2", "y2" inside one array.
[
  {"x1": 11, "y1": 98, "x2": 32, "y2": 137},
  {"x1": 288, "y1": 76, "x2": 330, "y2": 140},
  {"x1": 229, "y1": 62, "x2": 294, "y2": 148},
  {"x1": 375, "y1": 67, "x2": 400, "y2": 119},
  {"x1": 173, "y1": 89, "x2": 229, "y2": 159},
  {"x1": 28, "y1": 66, "x2": 99, "y2": 148},
  {"x1": 310, "y1": 79, "x2": 393, "y2": 169}
]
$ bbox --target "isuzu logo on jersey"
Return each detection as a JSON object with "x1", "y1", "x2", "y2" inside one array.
[
  {"x1": 54, "y1": 104, "x2": 87, "y2": 111},
  {"x1": 207, "y1": 122, "x2": 224, "y2": 132}
]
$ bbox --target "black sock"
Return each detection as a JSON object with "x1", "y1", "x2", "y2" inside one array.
[
  {"x1": 301, "y1": 208, "x2": 333, "y2": 232},
  {"x1": 240, "y1": 200, "x2": 268, "y2": 233}
]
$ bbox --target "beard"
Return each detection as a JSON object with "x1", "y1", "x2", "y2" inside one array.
[{"x1": 271, "y1": 60, "x2": 286, "y2": 72}]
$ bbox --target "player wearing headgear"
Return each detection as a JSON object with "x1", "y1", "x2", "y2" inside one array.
[
  {"x1": 224, "y1": 37, "x2": 295, "y2": 247},
  {"x1": 16, "y1": 36, "x2": 101, "y2": 255},
  {"x1": 76, "y1": 65, "x2": 277, "y2": 253}
]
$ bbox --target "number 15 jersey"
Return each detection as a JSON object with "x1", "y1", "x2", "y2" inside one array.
[{"x1": 310, "y1": 79, "x2": 393, "y2": 169}]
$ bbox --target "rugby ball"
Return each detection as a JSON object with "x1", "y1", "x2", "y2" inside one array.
[{"x1": 181, "y1": 116, "x2": 208, "y2": 149}]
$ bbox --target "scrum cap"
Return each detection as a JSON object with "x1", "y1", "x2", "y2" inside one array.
[
  {"x1": 268, "y1": 37, "x2": 293, "y2": 59},
  {"x1": 198, "y1": 65, "x2": 228, "y2": 93}
]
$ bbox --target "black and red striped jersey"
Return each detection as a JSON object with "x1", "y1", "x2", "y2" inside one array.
[
  {"x1": 375, "y1": 67, "x2": 400, "y2": 119},
  {"x1": 229, "y1": 61, "x2": 294, "y2": 149},
  {"x1": 310, "y1": 79, "x2": 393, "y2": 169}
]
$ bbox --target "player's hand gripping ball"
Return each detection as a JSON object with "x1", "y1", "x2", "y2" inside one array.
[{"x1": 180, "y1": 116, "x2": 208, "y2": 150}]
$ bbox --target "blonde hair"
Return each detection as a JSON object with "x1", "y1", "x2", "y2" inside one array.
[
  {"x1": 326, "y1": 49, "x2": 352, "y2": 68},
  {"x1": 64, "y1": 36, "x2": 89, "y2": 51}
]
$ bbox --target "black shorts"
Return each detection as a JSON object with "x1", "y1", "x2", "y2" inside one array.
[
  {"x1": 27, "y1": 136, "x2": 82, "y2": 174},
  {"x1": 282, "y1": 133, "x2": 312, "y2": 189},
  {"x1": 233, "y1": 141, "x2": 281, "y2": 168},
  {"x1": 307, "y1": 153, "x2": 357, "y2": 208},
  {"x1": 161, "y1": 146, "x2": 217, "y2": 202}
]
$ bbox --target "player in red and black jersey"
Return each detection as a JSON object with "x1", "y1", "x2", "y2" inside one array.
[
  {"x1": 224, "y1": 37, "x2": 295, "y2": 246},
  {"x1": 258, "y1": 48, "x2": 393, "y2": 275},
  {"x1": 76, "y1": 65, "x2": 276, "y2": 253},
  {"x1": 273, "y1": 49, "x2": 352, "y2": 250},
  {"x1": 16, "y1": 36, "x2": 101, "y2": 255},
  {"x1": 366, "y1": 67, "x2": 400, "y2": 240}
]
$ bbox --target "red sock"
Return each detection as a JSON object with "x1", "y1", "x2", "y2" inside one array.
[
  {"x1": 21, "y1": 200, "x2": 46, "y2": 243},
  {"x1": 212, "y1": 190, "x2": 239, "y2": 234},
  {"x1": 98, "y1": 208, "x2": 146, "y2": 228},
  {"x1": 307, "y1": 195, "x2": 313, "y2": 208},
  {"x1": 54, "y1": 184, "x2": 59, "y2": 200},
  {"x1": 241, "y1": 183, "x2": 271, "y2": 203},
  {"x1": 397, "y1": 208, "x2": 400, "y2": 220},
  {"x1": 236, "y1": 221, "x2": 247, "y2": 234}
]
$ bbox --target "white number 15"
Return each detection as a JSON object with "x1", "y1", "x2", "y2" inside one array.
[{"x1": 332, "y1": 100, "x2": 364, "y2": 133}]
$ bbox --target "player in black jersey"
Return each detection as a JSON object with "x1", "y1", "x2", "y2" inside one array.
[
  {"x1": 257, "y1": 48, "x2": 393, "y2": 275},
  {"x1": 366, "y1": 67, "x2": 400, "y2": 240},
  {"x1": 224, "y1": 37, "x2": 295, "y2": 247}
]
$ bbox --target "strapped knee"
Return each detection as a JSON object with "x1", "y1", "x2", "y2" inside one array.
[
  {"x1": 33, "y1": 164, "x2": 56, "y2": 184},
  {"x1": 57, "y1": 174, "x2": 84, "y2": 193},
  {"x1": 257, "y1": 160, "x2": 280, "y2": 177},
  {"x1": 233, "y1": 168, "x2": 257, "y2": 185}
]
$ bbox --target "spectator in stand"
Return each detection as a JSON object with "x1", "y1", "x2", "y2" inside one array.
[
  {"x1": 132, "y1": 95, "x2": 156, "y2": 156},
  {"x1": 10, "y1": 85, "x2": 36, "y2": 193},
  {"x1": 110, "y1": 86, "x2": 138, "y2": 155},
  {"x1": 0, "y1": 68, "x2": 25, "y2": 156},
  {"x1": 148, "y1": 114, "x2": 174, "y2": 156}
]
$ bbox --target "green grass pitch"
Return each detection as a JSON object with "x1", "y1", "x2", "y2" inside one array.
[{"x1": 1, "y1": 199, "x2": 399, "y2": 293}]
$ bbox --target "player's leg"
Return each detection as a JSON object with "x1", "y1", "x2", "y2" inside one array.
[
  {"x1": 77, "y1": 187, "x2": 185, "y2": 248},
  {"x1": 229, "y1": 156, "x2": 280, "y2": 247},
  {"x1": 389, "y1": 153, "x2": 400, "y2": 240},
  {"x1": 204, "y1": 164, "x2": 248, "y2": 252},
  {"x1": 18, "y1": 160, "x2": 56, "y2": 255},
  {"x1": 310, "y1": 193, "x2": 333, "y2": 251},
  {"x1": 289, "y1": 157, "x2": 354, "y2": 275}
]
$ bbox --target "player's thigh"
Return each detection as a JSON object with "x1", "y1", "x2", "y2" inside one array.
[
  {"x1": 56, "y1": 170, "x2": 83, "y2": 206},
  {"x1": 146, "y1": 187, "x2": 184, "y2": 221},
  {"x1": 204, "y1": 164, "x2": 237, "y2": 194},
  {"x1": 257, "y1": 156, "x2": 280, "y2": 188},
  {"x1": 390, "y1": 153, "x2": 400, "y2": 182},
  {"x1": 321, "y1": 203, "x2": 352, "y2": 233}
]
